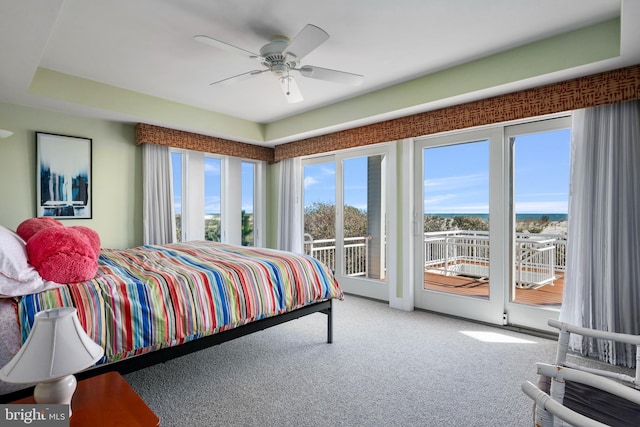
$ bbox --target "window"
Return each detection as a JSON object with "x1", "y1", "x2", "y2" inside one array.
[
  {"x1": 302, "y1": 143, "x2": 394, "y2": 301},
  {"x1": 171, "y1": 149, "x2": 264, "y2": 246},
  {"x1": 241, "y1": 161, "x2": 255, "y2": 246},
  {"x1": 343, "y1": 155, "x2": 386, "y2": 280},
  {"x1": 204, "y1": 156, "x2": 222, "y2": 242},
  {"x1": 171, "y1": 151, "x2": 184, "y2": 242},
  {"x1": 422, "y1": 139, "x2": 490, "y2": 298},
  {"x1": 304, "y1": 159, "x2": 336, "y2": 268},
  {"x1": 414, "y1": 115, "x2": 571, "y2": 330},
  {"x1": 509, "y1": 126, "x2": 570, "y2": 306}
]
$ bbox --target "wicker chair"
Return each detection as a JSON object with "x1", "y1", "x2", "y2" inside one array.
[{"x1": 522, "y1": 319, "x2": 640, "y2": 426}]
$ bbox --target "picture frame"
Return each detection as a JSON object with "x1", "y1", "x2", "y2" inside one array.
[{"x1": 36, "y1": 132, "x2": 92, "y2": 219}]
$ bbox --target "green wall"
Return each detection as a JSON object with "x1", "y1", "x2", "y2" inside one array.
[{"x1": 0, "y1": 103, "x2": 142, "y2": 249}]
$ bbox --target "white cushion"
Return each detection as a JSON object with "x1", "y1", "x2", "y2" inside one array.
[{"x1": 0, "y1": 225, "x2": 60, "y2": 297}]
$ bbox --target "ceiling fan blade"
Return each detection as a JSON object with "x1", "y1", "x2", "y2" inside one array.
[
  {"x1": 284, "y1": 24, "x2": 329, "y2": 61},
  {"x1": 211, "y1": 70, "x2": 266, "y2": 86},
  {"x1": 298, "y1": 65, "x2": 364, "y2": 86},
  {"x1": 194, "y1": 35, "x2": 265, "y2": 62},
  {"x1": 279, "y1": 76, "x2": 304, "y2": 103}
]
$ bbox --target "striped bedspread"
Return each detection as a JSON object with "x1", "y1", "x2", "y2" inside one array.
[{"x1": 17, "y1": 241, "x2": 342, "y2": 364}]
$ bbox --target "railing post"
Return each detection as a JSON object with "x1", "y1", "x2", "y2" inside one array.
[
  {"x1": 365, "y1": 236, "x2": 369, "y2": 278},
  {"x1": 444, "y1": 237, "x2": 450, "y2": 275}
]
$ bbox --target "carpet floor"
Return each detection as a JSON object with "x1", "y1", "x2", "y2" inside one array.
[{"x1": 124, "y1": 295, "x2": 558, "y2": 426}]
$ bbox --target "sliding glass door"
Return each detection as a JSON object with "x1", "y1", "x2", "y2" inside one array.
[
  {"x1": 504, "y1": 118, "x2": 571, "y2": 330},
  {"x1": 303, "y1": 145, "x2": 392, "y2": 301},
  {"x1": 414, "y1": 129, "x2": 505, "y2": 324},
  {"x1": 414, "y1": 117, "x2": 571, "y2": 331}
]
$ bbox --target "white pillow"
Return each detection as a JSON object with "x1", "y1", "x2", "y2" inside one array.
[{"x1": 0, "y1": 225, "x2": 60, "y2": 297}]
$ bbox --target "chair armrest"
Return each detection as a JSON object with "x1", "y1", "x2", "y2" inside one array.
[{"x1": 537, "y1": 363, "x2": 640, "y2": 404}]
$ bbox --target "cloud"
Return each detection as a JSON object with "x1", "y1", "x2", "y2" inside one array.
[
  {"x1": 320, "y1": 166, "x2": 336, "y2": 176},
  {"x1": 514, "y1": 201, "x2": 568, "y2": 213},
  {"x1": 304, "y1": 176, "x2": 319, "y2": 188},
  {"x1": 425, "y1": 203, "x2": 489, "y2": 213},
  {"x1": 204, "y1": 159, "x2": 221, "y2": 173},
  {"x1": 205, "y1": 195, "x2": 221, "y2": 214},
  {"x1": 424, "y1": 173, "x2": 488, "y2": 191},
  {"x1": 344, "y1": 184, "x2": 366, "y2": 191},
  {"x1": 518, "y1": 192, "x2": 568, "y2": 198},
  {"x1": 424, "y1": 194, "x2": 457, "y2": 205}
]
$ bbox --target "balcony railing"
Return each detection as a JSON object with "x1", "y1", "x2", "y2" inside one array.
[
  {"x1": 304, "y1": 230, "x2": 567, "y2": 289},
  {"x1": 424, "y1": 230, "x2": 566, "y2": 289},
  {"x1": 304, "y1": 234, "x2": 369, "y2": 277}
]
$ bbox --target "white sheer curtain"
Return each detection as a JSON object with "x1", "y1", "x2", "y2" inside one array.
[
  {"x1": 277, "y1": 157, "x2": 303, "y2": 253},
  {"x1": 560, "y1": 100, "x2": 640, "y2": 367},
  {"x1": 142, "y1": 143, "x2": 175, "y2": 245}
]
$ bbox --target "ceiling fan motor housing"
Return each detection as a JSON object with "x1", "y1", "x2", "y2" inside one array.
[{"x1": 260, "y1": 38, "x2": 297, "y2": 75}]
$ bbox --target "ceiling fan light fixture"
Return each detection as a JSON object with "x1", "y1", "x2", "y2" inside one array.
[
  {"x1": 279, "y1": 76, "x2": 303, "y2": 103},
  {"x1": 271, "y1": 62, "x2": 288, "y2": 77}
]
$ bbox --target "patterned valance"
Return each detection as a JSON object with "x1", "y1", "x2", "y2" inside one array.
[
  {"x1": 274, "y1": 64, "x2": 640, "y2": 161},
  {"x1": 135, "y1": 123, "x2": 275, "y2": 163}
]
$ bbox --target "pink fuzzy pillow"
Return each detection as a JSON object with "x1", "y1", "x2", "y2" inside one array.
[
  {"x1": 26, "y1": 227, "x2": 98, "y2": 283},
  {"x1": 70, "y1": 226, "x2": 101, "y2": 258},
  {"x1": 16, "y1": 217, "x2": 63, "y2": 242}
]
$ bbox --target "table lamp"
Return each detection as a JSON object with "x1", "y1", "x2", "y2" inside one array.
[{"x1": 0, "y1": 307, "x2": 104, "y2": 415}]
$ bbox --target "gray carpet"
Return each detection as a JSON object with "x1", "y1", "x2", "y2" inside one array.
[{"x1": 124, "y1": 296, "x2": 558, "y2": 426}]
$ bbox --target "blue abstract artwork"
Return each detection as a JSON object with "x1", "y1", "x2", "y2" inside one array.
[{"x1": 36, "y1": 133, "x2": 92, "y2": 219}]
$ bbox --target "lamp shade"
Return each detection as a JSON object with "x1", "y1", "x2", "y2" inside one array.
[{"x1": 0, "y1": 307, "x2": 104, "y2": 383}]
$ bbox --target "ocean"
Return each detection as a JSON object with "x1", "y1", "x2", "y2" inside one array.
[{"x1": 425, "y1": 213, "x2": 568, "y2": 221}]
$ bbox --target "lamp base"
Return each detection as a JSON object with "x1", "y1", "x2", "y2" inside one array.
[{"x1": 34, "y1": 374, "x2": 76, "y2": 416}]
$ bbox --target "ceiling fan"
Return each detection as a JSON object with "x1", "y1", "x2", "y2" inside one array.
[{"x1": 194, "y1": 24, "x2": 363, "y2": 103}]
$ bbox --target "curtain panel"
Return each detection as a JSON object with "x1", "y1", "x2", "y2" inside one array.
[
  {"x1": 142, "y1": 143, "x2": 175, "y2": 245},
  {"x1": 560, "y1": 100, "x2": 640, "y2": 367},
  {"x1": 277, "y1": 158, "x2": 303, "y2": 253}
]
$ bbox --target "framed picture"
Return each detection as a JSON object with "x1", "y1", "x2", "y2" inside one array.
[{"x1": 36, "y1": 132, "x2": 92, "y2": 219}]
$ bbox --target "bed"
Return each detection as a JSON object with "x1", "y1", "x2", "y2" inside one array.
[{"x1": 0, "y1": 233, "x2": 343, "y2": 402}]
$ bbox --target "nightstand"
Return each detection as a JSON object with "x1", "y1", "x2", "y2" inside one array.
[{"x1": 11, "y1": 371, "x2": 159, "y2": 426}]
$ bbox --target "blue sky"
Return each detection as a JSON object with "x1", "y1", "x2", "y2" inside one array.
[
  {"x1": 304, "y1": 163, "x2": 336, "y2": 207},
  {"x1": 303, "y1": 129, "x2": 570, "y2": 214},
  {"x1": 512, "y1": 129, "x2": 570, "y2": 214}
]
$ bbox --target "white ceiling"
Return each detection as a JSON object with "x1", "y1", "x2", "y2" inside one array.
[{"x1": 1, "y1": 0, "x2": 637, "y2": 146}]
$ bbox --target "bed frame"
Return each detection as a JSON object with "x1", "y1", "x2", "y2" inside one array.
[{"x1": 0, "y1": 299, "x2": 334, "y2": 403}]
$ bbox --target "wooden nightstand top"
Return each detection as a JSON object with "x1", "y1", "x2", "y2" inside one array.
[{"x1": 11, "y1": 371, "x2": 159, "y2": 427}]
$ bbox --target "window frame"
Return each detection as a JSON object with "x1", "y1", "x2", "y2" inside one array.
[
  {"x1": 301, "y1": 142, "x2": 396, "y2": 302},
  {"x1": 171, "y1": 148, "x2": 265, "y2": 246}
]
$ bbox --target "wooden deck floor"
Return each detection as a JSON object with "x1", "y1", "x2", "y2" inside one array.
[{"x1": 423, "y1": 270, "x2": 564, "y2": 306}]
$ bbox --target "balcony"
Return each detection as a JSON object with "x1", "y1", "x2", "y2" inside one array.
[
  {"x1": 423, "y1": 230, "x2": 566, "y2": 289},
  {"x1": 304, "y1": 230, "x2": 566, "y2": 306}
]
